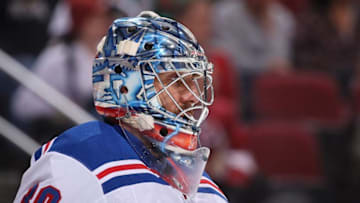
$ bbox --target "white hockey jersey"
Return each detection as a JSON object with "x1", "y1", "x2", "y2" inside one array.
[{"x1": 14, "y1": 120, "x2": 228, "y2": 203}]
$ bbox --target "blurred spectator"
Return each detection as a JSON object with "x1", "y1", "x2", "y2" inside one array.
[
  {"x1": 10, "y1": 0, "x2": 124, "y2": 141},
  {"x1": 294, "y1": 0, "x2": 360, "y2": 98},
  {"x1": 213, "y1": 0, "x2": 295, "y2": 73},
  {"x1": 212, "y1": 0, "x2": 295, "y2": 121}
]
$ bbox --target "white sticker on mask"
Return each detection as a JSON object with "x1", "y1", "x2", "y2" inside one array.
[{"x1": 116, "y1": 40, "x2": 140, "y2": 56}]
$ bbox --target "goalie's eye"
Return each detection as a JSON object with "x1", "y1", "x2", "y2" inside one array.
[{"x1": 174, "y1": 79, "x2": 183, "y2": 87}]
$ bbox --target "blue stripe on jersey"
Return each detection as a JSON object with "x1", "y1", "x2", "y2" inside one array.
[
  {"x1": 102, "y1": 173, "x2": 168, "y2": 194},
  {"x1": 49, "y1": 121, "x2": 140, "y2": 171},
  {"x1": 34, "y1": 147, "x2": 42, "y2": 161},
  {"x1": 198, "y1": 187, "x2": 228, "y2": 202}
]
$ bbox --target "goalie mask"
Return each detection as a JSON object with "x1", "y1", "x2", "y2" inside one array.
[{"x1": 93, "y1": 11, "x2": 214, "y2": 197}]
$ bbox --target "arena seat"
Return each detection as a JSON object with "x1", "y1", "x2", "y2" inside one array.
[
  {"x1": 240, "y1": 121, "x2": 323, "y2": 182},
  {"x1": 253, "y1": 71, "x2": 351, "y2": 129}
]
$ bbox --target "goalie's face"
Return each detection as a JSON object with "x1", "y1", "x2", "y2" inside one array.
[
  {"x1": 153, "y1": 71, "x2": 211, "y2": 122},
  {"x1": 154, "y1": 72, "x2": 198, "y2": 114}
]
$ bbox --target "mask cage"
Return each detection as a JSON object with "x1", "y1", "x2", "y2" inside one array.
[{"x1": 140, "y1": 57, "x2": 214, "y2": 128}]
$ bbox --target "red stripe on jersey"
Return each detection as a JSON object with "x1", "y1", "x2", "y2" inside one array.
[
  {"x1": 96, "y1": 164, "x2": 148, "y2": 179},
  {"x1": 149, "y1": 168, "x2": 161, "y2": 176},
  {"x1": 200, "y1": 179, "x2": 225, "y2": 195},
  {"x1": 43, "y1": 141, "x2": 51, "y2": 154}
]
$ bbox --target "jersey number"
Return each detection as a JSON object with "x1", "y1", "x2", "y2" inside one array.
[{"x1": 21, "y1": 184, "x2": 61, "y2": 203}]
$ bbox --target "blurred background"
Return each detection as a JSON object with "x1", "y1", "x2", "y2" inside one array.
[{"x1": 1, "y1": 0, "x2": 360, "y2": 202}]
